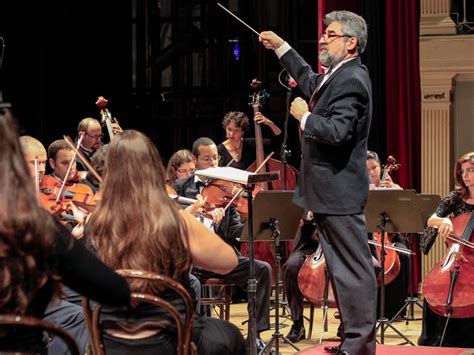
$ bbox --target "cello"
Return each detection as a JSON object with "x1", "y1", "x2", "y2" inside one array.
[
  {"x1": 422, "y1": 212, "x2": 474, "y2": 318},
  {"x1": 372, "y1": 155, "x2": 402, "y2": 285}
]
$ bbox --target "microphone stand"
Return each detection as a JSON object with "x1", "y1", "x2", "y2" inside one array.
[{"x1": 278, "y1": 69, "x2": 293, "y2": 191}]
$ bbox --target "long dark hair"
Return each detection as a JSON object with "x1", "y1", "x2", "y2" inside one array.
[
  {"x1": 88, "y1": 130, "x2": 191, "y2": 294},
  {"x1": 0, "y1": 109, "x2": 59, "y2": 313},
  {"x1": 455, "y1": 152, "x2": 474, "y2": 200}
]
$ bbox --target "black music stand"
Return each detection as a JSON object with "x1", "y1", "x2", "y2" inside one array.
[
  {"x1": 390, "y1": 193, "x2": 442, "y2": 325},
  {"x1": 240, "y1": 191, "x2": 304, "y2": 354},
  {"x1": 365, "y1": 190, "x2": 424, "y2": 346}
]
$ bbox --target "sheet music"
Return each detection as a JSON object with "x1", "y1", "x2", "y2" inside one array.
[{"x1": 195, "y1": 167, "x2": 256, "y2": 184}]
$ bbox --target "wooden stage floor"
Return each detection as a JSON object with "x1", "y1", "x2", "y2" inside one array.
[{"x1": 224, "y1": 300, "x2": 450, "y2": 354}]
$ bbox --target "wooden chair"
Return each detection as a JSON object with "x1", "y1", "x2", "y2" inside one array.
[
  {"x1": 198, "y1": 277, "x2": 233, "y2": 321},
  {"x1": 82, "y1": 269, "x2": 195, "y2": 355},
  {"x1": 0, "y1": 313, "x2": 80, "y2": 355}
]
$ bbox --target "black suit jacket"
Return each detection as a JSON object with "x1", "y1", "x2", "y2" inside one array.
[
  {"x1": 281, "y1": 49, "x2": 372, "y2": 215},
  {"x1": 174, "y1": 175, "x2": 244, "y2": 249}
]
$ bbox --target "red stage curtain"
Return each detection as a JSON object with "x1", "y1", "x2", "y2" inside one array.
[
  {"x1": 385, "y1": 0, "x2": 421, "y2": 192},
  {"x1": 385, "y1": 0, "x2": 422, "y2": 292}
]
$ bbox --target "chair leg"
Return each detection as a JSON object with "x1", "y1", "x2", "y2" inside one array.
[
  {"x1": 308, "y1": 303, "x2": 314, "y2": 340},
  {"x1": 225, "y1": 285, "x2": 232, "y2": 321}
]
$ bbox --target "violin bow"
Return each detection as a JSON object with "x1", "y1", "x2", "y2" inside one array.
[
  {"x1": 34, "y1": 159, "x2": 40, "y2": 202},
  {"x1": 54, "y1": 134, "x2": 85, "y2": 204},
  {"x1": 63, "y1": 135, "x2": 103, "y2": 183}
]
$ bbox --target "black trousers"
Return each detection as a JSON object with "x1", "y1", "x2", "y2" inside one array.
[
  {"x1": 313, "y1": 213, "x2": 377, "y2": 355},
  {"x1": 194, "y1": 255, "x2": 272, "y2": 333}
]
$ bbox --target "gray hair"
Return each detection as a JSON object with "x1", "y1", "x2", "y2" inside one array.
[{"x1": 324, "y1": 11, "x2": 368, "y2": 54}]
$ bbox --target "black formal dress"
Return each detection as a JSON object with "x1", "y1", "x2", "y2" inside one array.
[
  {"x1": 418, "y1": 191, "x2": 474, "y2": 347},
  {"x1": 218, "y1": 138, "x2": 271, "y2": 170},
  {"x1": 0, "y1": 215, "x2": 131, "y2": 353}
]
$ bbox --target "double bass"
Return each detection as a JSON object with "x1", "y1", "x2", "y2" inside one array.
[
  {"x1": 422, "y1": 212, "x2": 474, "y2": 318},
  {"x1": 240, "y1": 79, "x2": 299, "y2": 277}
]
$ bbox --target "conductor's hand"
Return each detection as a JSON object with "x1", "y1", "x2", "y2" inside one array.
[
  {"x1": 290, "y1": 97, "x2": 309, "y2": 121},
  {"x1": 259, "y1": 31, "x2": 285, "y2": 50}
]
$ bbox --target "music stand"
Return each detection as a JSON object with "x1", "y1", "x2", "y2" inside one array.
[
  {"x1": 364, "y1": 190, "x2": 424, "y2": 345},
  {"x1": 240, "y1": 191, "x2": 304, "y2": 354},
  {"x1": 195, "y1": 167, "x2": 279, "y2": 355},
  {"x1": 390, "y1": 193, "x2": 442, "y2": 324}
]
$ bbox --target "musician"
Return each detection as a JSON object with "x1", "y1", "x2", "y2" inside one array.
[
  {"x1": 419, "y1": 151, "x2": 474, "y2": 347},
  {"x1": 47, "y1": 139, "x2": 81, "y2": 184},
  {"x1": 218, "y1": 111, "x2": 280, "y2": 170},
  {"x1": 366, "y1": 150, "x2": 408, "y2": 320},
  {"x1": 166, "y1": 149, "x2": 196, "y2": 187},
  {"x1": 367, "y1": 150, "x2": 401, "y2": 190},
  {"x1": 79, "y1": 143, "x2": 109, "y2": 193},
  {"x1": 19, "y1": 135, "x2": 47, "y2": 184},
  {"x1": 174, "y1": 137, "x2": 272, "y2": 351},
  {"x1": 282, "y1": 219, "x2": 318, "y2": 343},
  {"x1": 0, "y1": 107, "x2": 131, "y2": 354},
  {"x1": 75, "y1": 117, "x2": 103, "y2": 172},
  {"x1": 260, "y1": 10, "x2": 376, "y2": 355},
  {"x1": 86, "y1": 130, "x2": 245, "y2": 354}
]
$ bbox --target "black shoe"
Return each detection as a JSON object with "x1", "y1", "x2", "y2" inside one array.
[
  {"x1": 245, "y1": 336, "x2": 266, "y2": 353},
  {"x1": 285, "y1": 324, "x2": 305, "y2": 343},
  {"x1": 324, "y1": 345, "x2": 340, "y2": 353},
  {"x1": 256, "y1": 337, "x2": 266, "y2": 353}
]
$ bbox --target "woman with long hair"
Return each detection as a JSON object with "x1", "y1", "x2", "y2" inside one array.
[
  {"x1": 0, "y1": 108, "x2": 131, "y2": 353},
  {"x1": 419, "y1": 152, "x2": 474, "y2": 347},
  {"x1": 87, "y1": 129, "x2": 244, "y2": 354},
  {"x1": 166, "y1": 149, "x2": 195, "y2": 187}
]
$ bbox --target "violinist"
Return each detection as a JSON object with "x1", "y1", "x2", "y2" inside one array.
[
  {"x1": 18, "y1": 135, "x2": 47, "y2": 185},
  {"x1": 1, "y1": 107, "x2": 131, "y2": 354},
  {"x1": 217, "y1": 111, "x2": 280, "y2": 170},
  {"x1": 166, "y1": 149, "x2": 196, "y2": 187},
  {"x1": 366, "y1": 150, "x2": 407, "y2": 320},
  {"x1": 85, "y1": 130, "x2": 245, "y2": 354},
  {"x1": 42, "y1": 139, "x2": 95, "y2": 235},
  {"x1": 174, "y1": 137, "x2": 272, "y2": 352},
  {"x1": 418, "y1": 151, "x2": 474, "y2": 347}
]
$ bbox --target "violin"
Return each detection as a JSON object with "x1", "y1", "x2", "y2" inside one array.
[
  {"x1": 40, "y1": 175, "x2": 97, "y2": 214},
  {"x1": 200, "y1": 179, "x2": 257, "y2": 217},
  {"x1": 423, "y1": 212, "x2": 474, "y2": 318}
]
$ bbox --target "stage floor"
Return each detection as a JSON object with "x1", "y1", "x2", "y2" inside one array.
[{"x1": 225, "y1": 300, "x2": 471, "y2": 354}]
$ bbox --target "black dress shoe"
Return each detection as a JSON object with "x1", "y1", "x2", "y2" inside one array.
[
  {"x1": 285, "y1": 324, "x2": 305, "y2": 343},
  {"x1": 323, "y1": 345, "x2": 340, "y2": 353}
]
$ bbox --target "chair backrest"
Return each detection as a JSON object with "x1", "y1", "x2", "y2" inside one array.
[
  {"x1": 83, "y1": 269, "x2": 195, "y2": 355},
  {"x1": 0, "y1": 313, "x2": 80, "y2": 355}
]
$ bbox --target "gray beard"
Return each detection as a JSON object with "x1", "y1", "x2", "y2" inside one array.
[{"x1": 319, "y1": 50, "x2": 345, "y2": 68}]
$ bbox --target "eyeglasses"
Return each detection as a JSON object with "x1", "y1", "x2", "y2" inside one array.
[
  {"x1": 86, "y1": 133, "x2": 104, "y2": 140},
  {"x1": 460, "y1": 167, "x2": 474, "y2": 176},
  {"x1": 320, "y1": 32, "x2": 350, "y2": 44},
  {"x1": 176, "y1": 168, "x2": 196, "y2": 175},
  {"x1": 198, "y1": 155, "x2": 218, "y2": 163}
]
